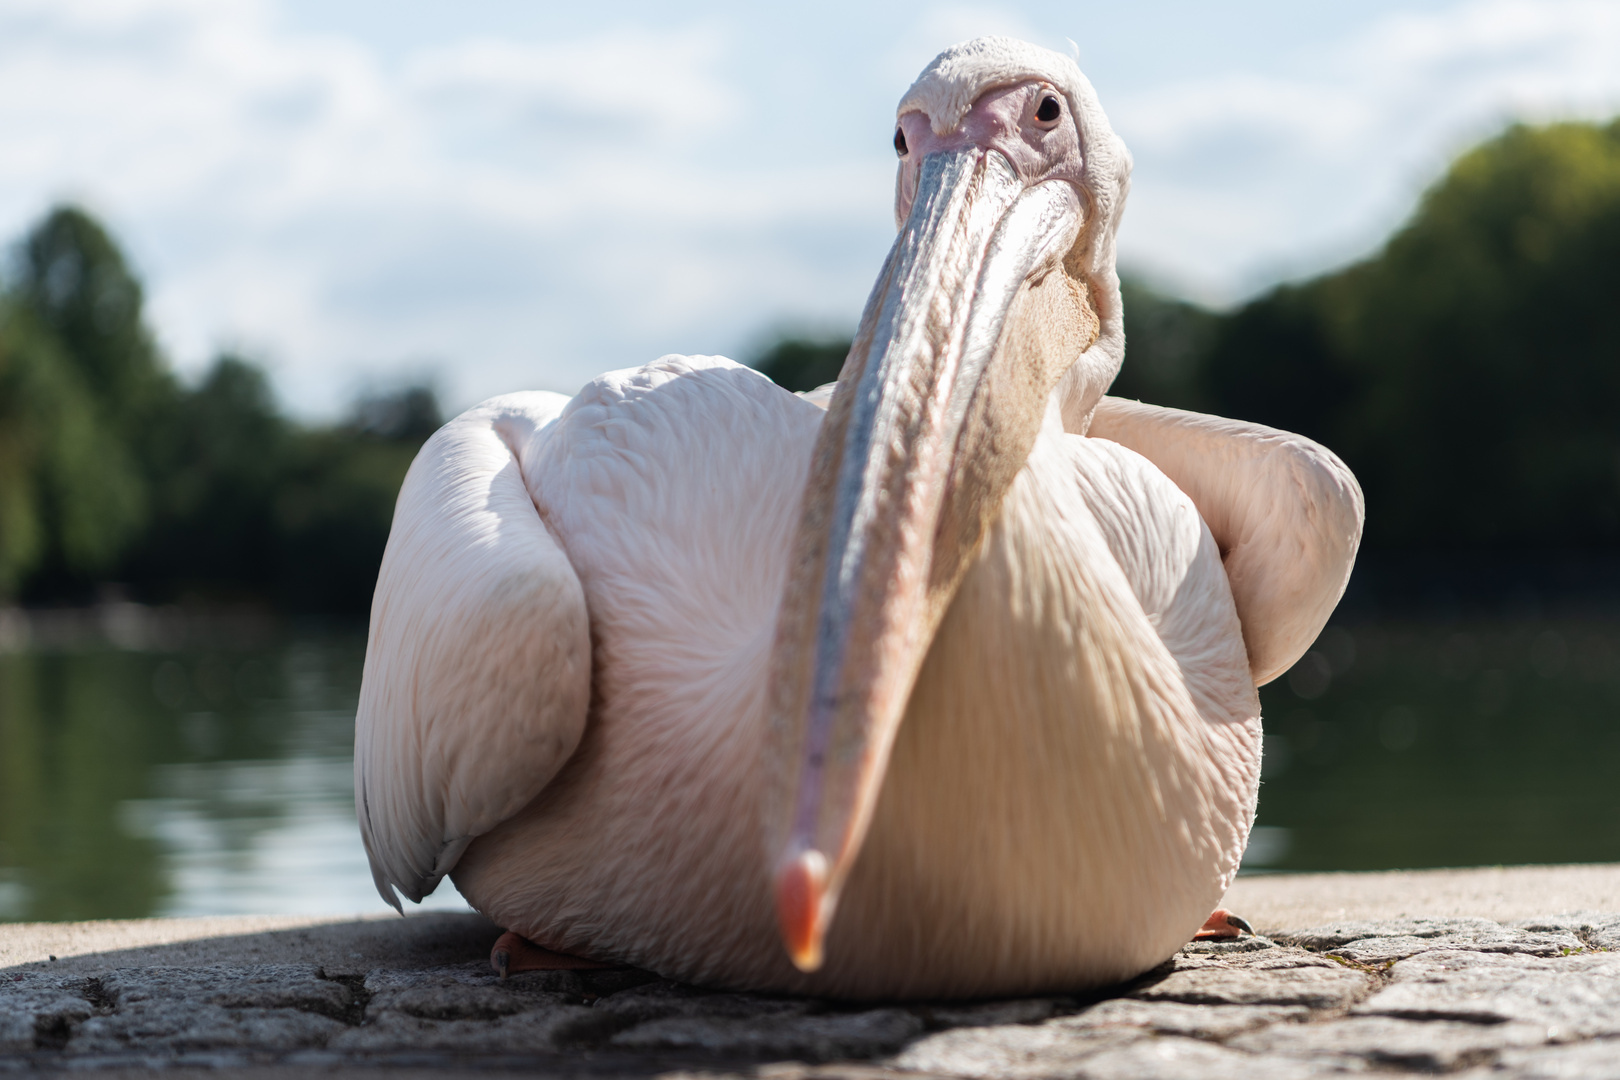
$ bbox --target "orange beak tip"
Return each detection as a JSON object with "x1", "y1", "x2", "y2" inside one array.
[{"x1": 775, "y1": 848, "x2": 830, "y2": 973}]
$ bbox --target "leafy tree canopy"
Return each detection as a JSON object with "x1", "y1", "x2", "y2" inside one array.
[
  {"x1": 6, "y1": 116, "x2": 1617, "y2": 609},
  {"x1": 17, "y1": 207, "x2": 170, "y2": 423},
  {"x1": 757, "y1": 112, "x2": 1620, "y2": 559},
  {"x1": 0, "y1": 205, "x2": 441, "y2": 612},
  {"x1": 1188, "y1": 118, "x2": 1620, "y2": 551},
  {"x1": 752, "y1": 336, "x2": 850, "y2": 393}
]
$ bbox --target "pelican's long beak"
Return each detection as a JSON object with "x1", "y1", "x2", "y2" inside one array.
[{"x1": 766, "y1": 146, "x2": 1084, "y2": 972}]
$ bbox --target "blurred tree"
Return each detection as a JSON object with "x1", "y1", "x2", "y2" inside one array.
[
  {"x1": 15, "y1": 206, "x2": 174, "y2": 435},
  {"x1": 1, "y1": 206, "x2": 171, "y2": 600},
  {"x1": 1109, "y1": 279, "x2": 1217, "y2": 411},
  {"x1": 271, "y1": 386, "x2": 441, "y2": 613},
  {"x1": 8, "y1": 113, "x2": 1619, "y2": 611},
  {"x1": 0, "y1": 300, "x2": 145, "y2": 597},
  {"x1": 124, "y1": 364, "x2": 440, "y2": 613},
  {"x1": 752, "y1": 336, "x2": 851, "y2": 393},
  {"x1": 121, "y1": 356, "x2": 291, "y2": 599},
  {"x1": 1198, "y1": 118, "x2": 1620, "y2": 551},
  {"x1": 350, "y1": 384, "x2": 443, "y2": 443},
  {"x1": 0, "y1": 204, "x2": 443, "y2": 613},
  {"x1": 750, "y1": 286, "x2": 1226, "y2": 411}
]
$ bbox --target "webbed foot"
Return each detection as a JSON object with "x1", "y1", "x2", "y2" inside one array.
[
  {"x1": 1193, "y1": 908, "x2": 1255, "y2": 941},
  {"x1": 491, "y1": 931, "x2": 620, "y2": 978}
]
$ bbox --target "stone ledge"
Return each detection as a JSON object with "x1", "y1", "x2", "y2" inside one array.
[{"x1": 3, "y1": 864, "x2": 1618, "y2": 1078}]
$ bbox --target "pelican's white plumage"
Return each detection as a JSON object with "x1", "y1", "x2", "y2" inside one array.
[
  {"x1": 356, "y1": 390, "x2": 589, "y2": 906},
  {"x1": 354, "y1": 36, "x2": 1363, "y2": 1000}
]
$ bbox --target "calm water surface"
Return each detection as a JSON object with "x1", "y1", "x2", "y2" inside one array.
[
  {"x1": 0, "y1": 630, "x2": 469, "y2": 922},
  {"x1": 1253, "y1": 618, "x2": 1620, "y2": 870},
  {"x1": 2, "y1": 617, "x2": 1617, "y2": 921}
]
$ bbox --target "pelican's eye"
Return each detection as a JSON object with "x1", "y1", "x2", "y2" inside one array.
[
  {"x1": 893, "y1": 126, "x2": 908, "y2": 156},
  {"x1": 1035, "y1": 94, "x2": 1061, "y2": 123}
]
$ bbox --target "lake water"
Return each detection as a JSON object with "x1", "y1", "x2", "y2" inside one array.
[
  {"x1": 0, "y1": 626, "x2": 470, "y2": 922},
  {"x1": 1253, "y1": 618, "x2": 1620, "y2": 871},
  {"x1": 2, "y1": 615, "x2": 1617, "y2": 921}
]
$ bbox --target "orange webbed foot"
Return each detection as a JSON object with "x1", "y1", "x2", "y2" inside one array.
[
  {"x1": 491, "y1": 931, "x2": 621, "y2": 979},
  {"x1": 1193, "y1": 907, "x2": 1255, "y2": 941}
]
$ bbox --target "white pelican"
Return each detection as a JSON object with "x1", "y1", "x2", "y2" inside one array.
[{"x1": 354, "y1": 36, "x2": 1363, "y2": 1000}]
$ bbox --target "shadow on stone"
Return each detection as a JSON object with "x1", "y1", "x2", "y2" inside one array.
[{"x1": 6, "y1": 886, "x2": 1620, "y2": 1077}]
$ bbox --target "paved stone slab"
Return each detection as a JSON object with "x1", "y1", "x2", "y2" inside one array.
[
  {"x1": 3, "y1": 865, "x2": 1620, "y2": 1075},
  {"x1": 1355, "y1": 948, "x2": 1620, "y2": 1039},
  {"x1": 67, "y1": 965, "x2": 353, "y2": 1058},
  {"x1": 1324, "y1": 928, "x2": 1584, "y2": 965},
  {"x1": 1229, "y1": 1015, "x2": 1548, "y2": 1070},
  {"x1": 912, "y1": 997, "x2": 1067, "y2": 1029},
  {"x1": 1513, "y1": 911, "x2": 1620, "y2": 951},
  {"x1": 1460, "y1": 1036, "x2": 1620, "y2": 1079},
  {"x1": 1278, "y1": 916, "x2": 1508, "y2": 950},
  {"x1": 611, "y1": 1007, "x2": 924, "y2": 1059},
  {"x1": 891, "y1": 1020, "x2": 1148, "y2": 1079},
  {"x1": 0, "y1": 911, "x2": 502, "y2": 981},
  {"x1": 901, "y1": 1023, "x2": 1352, "y2": 1080},
  {"x1": 1128, "y1": 954, "x2": 1370, "y2": 1008},
  {"x1": 1048, "y1": 1036, "x2": 1355, "y2": 1080},
  {"x1": 1066, "y1": 998, "x2": 1310, "y2": 1039},
  {"x1": 0, "y1": 972, "x2": 94, "y2": 1053},
  {"x1": 1222, "y1": 863, "x2": 1620, "y2": 929},
  {"x1": 331, "y1": 964, "x2": 604, "y2": 1054}
]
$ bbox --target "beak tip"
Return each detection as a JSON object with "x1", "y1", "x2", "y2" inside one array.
[
  {"x1": 789, "y1": 941, "x2": 825, "y2": 974},
  {"x1": 775, "y1": 848, "x2": 830, "y2": 973}
]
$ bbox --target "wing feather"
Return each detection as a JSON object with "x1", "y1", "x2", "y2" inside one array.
[
  {"x1": 355, "y1": 392, "x2": 590, "y2": 907},
  {"x1": 1088, "y1": 396, "x2": 1364, "y2": 684}
]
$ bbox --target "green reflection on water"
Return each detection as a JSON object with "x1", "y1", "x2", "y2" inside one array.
[
  {"x1": 1, "y1": 650, "x2": 166, "y2": 920},
  {"x1": 0, "y1": 635, "x2": 366, "y2": 922},
  {"x1": 1254, "y1": 620, "x2": 1620, "y2": 870},
  {"x1": 3, "y1": 619, "x2": 1619, "y2": 920}
]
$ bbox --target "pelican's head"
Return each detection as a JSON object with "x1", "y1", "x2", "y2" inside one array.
[{"x1": 765, "y1": 37, "x2": 1133, "y2": 972}]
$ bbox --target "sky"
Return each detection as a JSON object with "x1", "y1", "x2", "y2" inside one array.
[{"x1": 3, "y1": 0, "x2": 1620, "y2": 418}]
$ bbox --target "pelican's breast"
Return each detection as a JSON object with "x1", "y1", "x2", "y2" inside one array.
[
  {"x1": 816, "y1": 425, "x2": 1262, "y2": 999},
  {"x1": 456, "y1": 378, "x2": 1262, "y2": 1000}
]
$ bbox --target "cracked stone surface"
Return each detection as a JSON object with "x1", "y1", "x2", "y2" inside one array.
[
  {"x1": 66, "y1": 965, "x2": 353, "y2": 1058},
  {"x1": 1355, "y1": 949, "x2": 1620, "y2": 1038},
  {"x1": 1229, "y1": 1015, "x2": 1549, "y2": 1071},
  {"x1": 4, "y1": 870, "x2": 1620, "y2": 1077},
  {"x1": 0, "y1": 972, "x2": 93, "y2": 1053}
]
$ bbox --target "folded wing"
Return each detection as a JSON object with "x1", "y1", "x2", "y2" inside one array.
[
  {"x1": 355, "y1": 392, "x2": 591, "y2": 908},
  {"x1": 1088, "y1": 397, "x2": 1365, "y2": 685}
]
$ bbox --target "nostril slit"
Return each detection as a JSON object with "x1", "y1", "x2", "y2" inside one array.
[
  {"x1": 893, "y1": 127, "x2": 908, "y2": 156},
  {"x1": 1036, "y1": 96, "x2": 1060, "y2": 123}
]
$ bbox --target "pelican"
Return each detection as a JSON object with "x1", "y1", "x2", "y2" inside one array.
[{"x1": 354, "y1": 36, "x2": 1363, "y2": 1000}]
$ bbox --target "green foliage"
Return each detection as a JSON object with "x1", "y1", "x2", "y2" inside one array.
[
  {"x1": 752, "y1": 336, "x2": 851, "y2": 393},
  {"x1": 18, "y1": 207, "x2": 173, "y2": 431},
  {"x1": 270, "y1": 418, "x2": 424, "y2": 613},
  {"x1": 761, "y1": 114, "x2": 1620, "y2": 560},
  {"x1": 124, "y1": 357, "x2": 291, "y2": 599},
  {"x1": 4, "y1": 115, "x2": 1616, "y2": 609},
  {"x1": 0, "y1": 204, "x2": 439, "y2": 612},
  {"x1": 0, "y1": 207, "x2": 169, "y2": 596},
  {"x1": 119, "y1": 357, "x2": 434, "y2": 612},
  {"x1": 752, "y1": 283, "x2": 1226, "y2": 410},
  {"x1": 1189, "y1": 118, "x2": 1620, "y2": 551},
  {"x1": 0, "y1": 301, "x2": 146, "y2": 592},
  {"x1": 1110, "y1": 279, "x2": 1218, "y2": 411}
]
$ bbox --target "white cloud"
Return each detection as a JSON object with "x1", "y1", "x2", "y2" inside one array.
[
  {"x1": 0, "y1": 0, "x2": 894, "y2": 416},
  {"x1": 2, "y1": 0, "x2": 1617, "y2": 415},
  {"x1": 1113, "y1": 0, "x2": 1620, "y2": 302}
]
